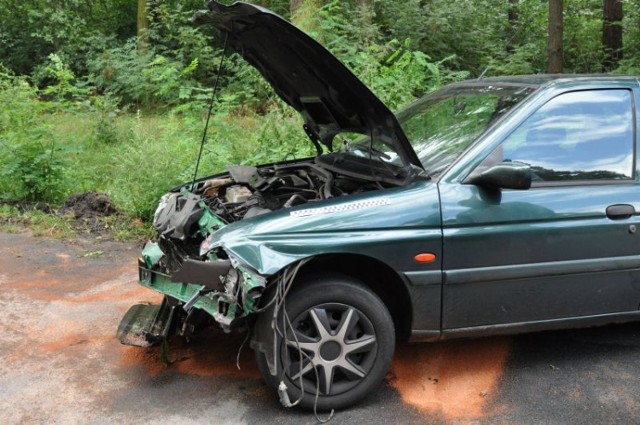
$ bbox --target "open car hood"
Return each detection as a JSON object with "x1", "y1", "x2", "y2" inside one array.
[{"x1": 193, "y1": 1, "x2": 422, "y2": 168}]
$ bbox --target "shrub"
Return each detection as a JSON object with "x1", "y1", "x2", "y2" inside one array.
[{"x1": 0, "y1": 68, "x2": 67, "y2": 202}]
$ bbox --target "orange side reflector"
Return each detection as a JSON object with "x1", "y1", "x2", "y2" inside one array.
[{"x1": 414, "y1": 253, "x2": 437, "y2": 263}]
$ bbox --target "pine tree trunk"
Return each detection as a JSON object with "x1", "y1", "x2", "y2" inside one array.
[
  {"x1": 290, "y1": 0, "x2": 323, "y2": 37},
  {"x1": 548, "y1": 0, "x2": 563, "y2": 74},
  {"x1": 357, "y1": 0, "x2": 373, "y2": 26},
  {"x1": 507, "y1": 0, "x2": 519, "y2": 53},
  {"x1": 290, "y1": 0, "x2": 304, "y2": 17},
  {"x1": 137, "y1": 0, "x2": 149, "y2": 49},
  {"x1": 603, "y1": 0, "x2": 623, "y2": 70}
]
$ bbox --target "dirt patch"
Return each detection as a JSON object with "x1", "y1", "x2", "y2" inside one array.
[
  {"x1": 389, "y1": 337, "x2": 510, "y2": 421},
  {"x1": 1, "y1": 193, "x2": 144, "y2": 241},
  {"x1": 63, "y1": 192, "x2": 117, "y2": 219},
  {"x1": 62, "y1": 191, "x2": 120, "y2": 236}
]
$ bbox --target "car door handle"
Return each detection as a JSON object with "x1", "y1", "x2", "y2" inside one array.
[{"x1": 606, "y1": 204, "x2": 635, "y2": 220}]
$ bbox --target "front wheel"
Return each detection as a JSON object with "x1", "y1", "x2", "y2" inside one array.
[{"x1": 255, "y1": 274, "x2": 395, "y2": 410}]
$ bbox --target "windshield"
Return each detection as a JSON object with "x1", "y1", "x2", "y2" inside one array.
[{"x1": 341, "y1": 85, "x2": 535, "y2": 176}]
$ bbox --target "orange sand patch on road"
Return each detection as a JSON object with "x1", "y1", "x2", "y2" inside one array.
[
  {"x1": 172, "y1": 338, "x2": 260, "y2": 379},
  {"x1": 41, "y1": 334, "x2": 112, "y2": 352},
  {"x1": 55, "y1": 253, "x2": 71, "y2": 262},
  {"x1": 120, "y1": 332, "x2": 260, "y2": 380},
  {"x1": 67, "y1": 285, "x2": 160, "y2": 303},
  {"x1": 120, "y1": 346, "x2": 166, "y2": 377},
  {"x1": 4, "y1": 278, "x2": 62, "y2": 291},
  {"x1": 7, "y1": 278, "x2": 157, "y2": 305},
  {"x1": 389, "y1": 337, "x2": 510, "y2": 420}
]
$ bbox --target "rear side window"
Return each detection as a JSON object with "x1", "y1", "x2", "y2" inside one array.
[{"x1": 501, "y1": 89, "x2": 635, "y2": 182}]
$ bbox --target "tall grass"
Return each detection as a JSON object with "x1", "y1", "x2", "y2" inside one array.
[
  {"x1": 0, "y1": 73, "x2": 311, "y2": 221},
  {"x1": 0, "y1": 16, "x2": 451, "y2": 226}
]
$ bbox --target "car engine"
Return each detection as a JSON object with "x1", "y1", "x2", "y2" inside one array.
[
  {"x1": 198, "y1": 161, "x2": 381, "y2": 223},
  {"x1": 150, "y1": 160, "x2": 383, "y2": 273}
]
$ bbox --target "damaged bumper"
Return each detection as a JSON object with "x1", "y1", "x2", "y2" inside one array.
[
  {"x1": 142, "y1": 244, "x2": 266, "y2": 326},
  {"x1": 117, "y1": 297, "x2": 175, "y2": 347},
  {"x1": 117, "y1": 240, "x2": 267, "y2": 347}
]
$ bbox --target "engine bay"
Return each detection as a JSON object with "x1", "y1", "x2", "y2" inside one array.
[
  {"x1": 149, "y1": 159, "x2": 389, "y2": 275},
  {"x1": 196, "y1": 160, "x2": 384, "y2": 224}
]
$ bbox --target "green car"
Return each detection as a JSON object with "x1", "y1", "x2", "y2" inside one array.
[{"x1": 118, "y1": 1, "x2": 640, "y2": 411}]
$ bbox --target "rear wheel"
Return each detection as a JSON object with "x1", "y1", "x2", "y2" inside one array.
[{"x1": 255, "y1": 274, "x2": 395, "y2": 410}]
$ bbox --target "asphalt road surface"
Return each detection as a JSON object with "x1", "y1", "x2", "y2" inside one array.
[{"x1": 1, "y1": 232, "x2": 639, "y2": 424}]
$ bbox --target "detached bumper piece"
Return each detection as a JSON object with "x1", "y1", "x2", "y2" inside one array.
[
  {"x1": 171, "y1": 258, "x2": 229, "y2": 291},
  {"x1": 117, "y1": 297, "x2": 175, "y2": 347}
]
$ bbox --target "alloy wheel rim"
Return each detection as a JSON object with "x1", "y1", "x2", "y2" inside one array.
[{"x1": 281, "y1": 303, "x2": 378, "y2": 396}]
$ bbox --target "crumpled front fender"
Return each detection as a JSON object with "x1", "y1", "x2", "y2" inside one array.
[{"x1": 210, "y1": 181, "x2": 442, "y2": 276}]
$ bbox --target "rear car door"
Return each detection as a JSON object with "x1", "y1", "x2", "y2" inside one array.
[{"x1": 439, "y1": 86, "x2": 640, "y2": 332}]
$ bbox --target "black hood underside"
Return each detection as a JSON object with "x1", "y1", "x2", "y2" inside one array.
[{"x1": 192, "y1": 1, "x2": 422, "y2": 168}]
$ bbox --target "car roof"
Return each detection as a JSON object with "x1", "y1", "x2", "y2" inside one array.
[{"x1": 452, "y1": 74, "x2": 639, "y2": 89}]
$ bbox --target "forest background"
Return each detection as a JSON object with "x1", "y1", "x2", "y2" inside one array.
[{"x1": 0, "y1": 0, "x2": 637, "y2": 238}]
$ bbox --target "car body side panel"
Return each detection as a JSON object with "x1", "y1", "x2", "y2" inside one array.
[
  {"x1": 442, "y1": 310, "x2": 640, "y2": 339},
  {"x1": 211, "y1": 181, "x2": 444, "y2": 331},
  {"x1": 440, "y1": 182, "x2": 640, "y2": 328},
  {"x1": 439, "y1": 80, "x2": 640, "y2": 331}
]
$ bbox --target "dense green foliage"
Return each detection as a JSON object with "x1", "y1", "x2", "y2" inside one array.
[{"x1": 1, "y1": 0, "x2": 639, "y2": 225}]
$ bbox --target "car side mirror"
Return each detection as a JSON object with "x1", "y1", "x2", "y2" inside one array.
[{"x1": 466, "y1": 162, "x2": 532, "y2": 190}]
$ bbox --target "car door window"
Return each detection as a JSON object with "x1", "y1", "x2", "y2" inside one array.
[{"x1": 500, "y1": 89, "x2": 635, "y2": 182}]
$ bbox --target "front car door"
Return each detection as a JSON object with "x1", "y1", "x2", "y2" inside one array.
[{"x1": 439, "y1": 82, "x2": 640, "y2": 336}]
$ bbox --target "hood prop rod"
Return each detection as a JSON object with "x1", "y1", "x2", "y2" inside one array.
[{"x1": 191, "y1": 32, "x2": 229, "y2": 191}]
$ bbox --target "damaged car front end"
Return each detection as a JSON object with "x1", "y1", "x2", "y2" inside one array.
[
  {"x1": 117, "y1": 150, "x2": 413, "y2": 345},
  {"x1": 117, "y1": 188, "x2": 266, "y2": 347},
  {"x1": 117, "y1": 0, "x2": 429, "y2": 362},
  {"x1": 117, "y1": 0, "x2": 539, "y2": 413},
  {"x1": 116, "y1": 145, "x2": 422, "y2": 413}
]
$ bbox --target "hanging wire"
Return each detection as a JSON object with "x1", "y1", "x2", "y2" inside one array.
[
  {"x1": 261, "y1": 259, "x2": 334, "y2": 422},
  {"x1": 191, "y1": 32, "x2": 230, "y2": 190}
]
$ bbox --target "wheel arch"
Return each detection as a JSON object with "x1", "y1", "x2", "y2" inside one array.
[{"x1": 295, "y1": 253, "x2": 413, "y2": 341}]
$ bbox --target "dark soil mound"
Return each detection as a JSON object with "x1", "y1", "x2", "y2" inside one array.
[{"x1": 63, "y1": 192, "x2": 117, "y2": 219}]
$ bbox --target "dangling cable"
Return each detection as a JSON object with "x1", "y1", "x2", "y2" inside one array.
[
  {"x1": 235, "y1": 328, "x2": 251, "y2": 371},
  {"x1": 267, "y1": 259, "x2": 334, "y2": 422},
  {"x1": 191, "y1": 32, "x2": 229, "y2": 191}
]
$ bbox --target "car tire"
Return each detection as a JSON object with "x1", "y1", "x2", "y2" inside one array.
[{"x1": 254, "y1": 273, "x2": 395, "y2": 411}]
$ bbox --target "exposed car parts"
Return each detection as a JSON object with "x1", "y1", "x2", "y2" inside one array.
[
  {"x1": 201, "y1": 161, "x2": 382, "y2": 223},
  {"x1": 118, "y1": 158, "x2": 386, "y2": 347}
]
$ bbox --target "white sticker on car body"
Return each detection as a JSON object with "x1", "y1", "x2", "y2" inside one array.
[{"x1": 290, "y1": 198, "x2": 391, "y2": 218}]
